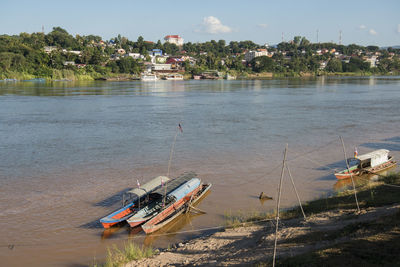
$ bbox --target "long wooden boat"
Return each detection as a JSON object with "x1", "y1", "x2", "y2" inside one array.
[
  {"x1": 99, "y1": 176, "x2": 170, "y2": 228},
  {"x1": 163, "y1": 74, "x2": 184, "y2": 80},
  {"x1": 142, "y1": 182, "x2": 212, "y2": 234},
  {"x1": 334, "y1": 149, "x2": 396, "y2": 180},
  {"x1": 126, "y1": 176, "x2": 198, "y2": 228}
]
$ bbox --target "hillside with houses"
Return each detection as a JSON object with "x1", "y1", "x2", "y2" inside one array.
[{"x1": 1, "y1": 27, "x2": 400, "y2": 80}]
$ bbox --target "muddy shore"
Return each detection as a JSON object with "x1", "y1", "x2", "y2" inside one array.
[{"x1": 125, "y1": 203, "x2": 400, "y2": 266}]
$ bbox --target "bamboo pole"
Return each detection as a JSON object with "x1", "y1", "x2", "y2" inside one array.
[
  {"x1": 164, "y1": 125, "x2": 181, "y2": 207},
  {"x1": 340, "y1": 136, "x2": 360, "y2": 213},
  {"x1": 286, "y1": 162, "x2": 306, "y2": 219},
  {"x1": 167, "y1": 129, "x2": 180, "y2": 178},
  {"x1": 272, "y1": 144, "x2": 288, "y2": 267}
]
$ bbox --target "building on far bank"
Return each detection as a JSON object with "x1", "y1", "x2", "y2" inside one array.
[
  {"x1": 364, "y1": 56, "x2": 378, "y2": 68},
  {"x1": 164, "y1": 35, "x2": 184, "y2": 46},
  {"x1": 244, "y1": 49, "x2": 272, "y2": 62},
  {"x1": 44, "y1": 46, "x2": 57, "y2": 54}
]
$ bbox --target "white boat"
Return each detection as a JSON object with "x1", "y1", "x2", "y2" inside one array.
[
  {"x1": 164, "y1": 74, "x2": 184, "y2": 81},
  {"x1": 141, "y1": 73, "x2": 158, "y2": 81},
  {"x1": 225, "y1": 74, "x2": 236, "y2": 80},
  {"x1": 334, "y1": 149, "x2": 396, "y2": 180}
]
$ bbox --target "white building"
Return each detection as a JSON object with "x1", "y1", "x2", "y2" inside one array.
[
  {"x1": 365, "y1": 56, "x2": 378, "y2": 68},
  {"x1": 126, "y1": 53, "x2": 144, "y2": 60},
  {"x1": 44, "y1": 46, "x2": 57, "y2": 54},
  {"x1": 152, "y1": 64, "x2": 172, "y2": 71},
  {"x1": 244, "y1": 49, "x2": 271, "y2": 62},
  {"x1": 164, "y1": 35, "x2": 184, "y2": 46}
]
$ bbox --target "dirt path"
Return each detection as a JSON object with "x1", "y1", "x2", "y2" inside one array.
[{"x1": 125, "y1": 204, "x2": 400, "y2": 266}]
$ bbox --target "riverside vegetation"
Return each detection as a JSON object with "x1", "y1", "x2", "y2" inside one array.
[
  {"x1": 1, "y1": 27, "x2": 400, "y2": 81},
  {"x1": 97, "y1": 171, "x2": 400, "y2": 266}
]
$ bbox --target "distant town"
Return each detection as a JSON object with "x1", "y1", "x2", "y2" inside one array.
[{"x1": 1, "y1": 27, "x2": 400, "y2": 81}]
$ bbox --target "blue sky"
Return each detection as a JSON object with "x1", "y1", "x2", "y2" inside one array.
[{"x1": 1, "y1": 0, "x2": 400, "y2": 46}]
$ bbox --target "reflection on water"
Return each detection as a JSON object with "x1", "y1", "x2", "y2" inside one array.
[
  {"x1": 143, "y1": 213, "x2": 204, "y2": 247},
  {"x1": 333, "y1": 166, "x2": 398, "y2": 192},
  {"x1": 1, "y1": 76, "x2": 399, "y2": 96},
  {"x1": 1, "y1": 77, "x2": 400, "y2": 266}
]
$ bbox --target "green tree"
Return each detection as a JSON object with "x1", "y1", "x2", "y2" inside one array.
[
  {"x1": 326, "y1": 58, "x2": 343, "y2": 72},
  {"x1": 250, "y1": 56, "x2": 275, "y2": 72}
]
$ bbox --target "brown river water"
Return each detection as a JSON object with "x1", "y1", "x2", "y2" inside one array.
[{"x1": 0, "y1": 77, "x2": 400, "y2": 266}]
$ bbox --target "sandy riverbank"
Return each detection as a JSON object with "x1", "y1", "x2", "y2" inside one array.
[
  {"x1": 126, "y1": 204, "x2": 400, "y2": 266},
  {"x1": 123, "y1": 173, "x2": 400, "y2": 267}
]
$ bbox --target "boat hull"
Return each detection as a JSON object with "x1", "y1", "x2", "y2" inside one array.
[
  {"x1": 334, "y1": 160, "x2": 397, "y2": 180},
  {"x1": 100, "y1": 202, "x2": 136, "y2": 228},
  {"x1": 142, "y1": 183, "x2": 211, "y2": 234}
]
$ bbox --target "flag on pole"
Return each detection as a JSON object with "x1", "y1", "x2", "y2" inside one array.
[
  {"x1": 354, "y1": 147, "x2": 358, "y2": 158},
  {"x1": 178, "y1": 123, "x2": 183, "y2": 133},
  {"x1": 137, "y1": 179, "x2": 141, "y2": 188}
]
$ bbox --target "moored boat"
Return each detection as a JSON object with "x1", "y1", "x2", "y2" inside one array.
[
  {"x1": 99, "y1": 176, "x2": 170, "y2": 228},
  {"x1": 126, "y1": 175, "x2": 195, "y2": 228},
  {"x1": 140, "y1": 73, "x2": 158, "y2": 81},
  {"x1": 334, "y1": 149, "x2": 396, "y2": 180},
  {"x1": 142, "y1": 181, "x2": 212, "y2": 234},
  {"x1": 163, "y1": 74, "x2": 184, "y2": 80}
]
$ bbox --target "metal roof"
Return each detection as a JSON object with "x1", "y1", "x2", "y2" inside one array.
[
  {"x1": 127, "y1": 176, "x2": 170, "y2": 198},
  {"x1": 152, "y1": 171, "x2": 197, "y2": 196},
  {"x1": 169, "y1": 178, "x2": 201, "y2": 200},
  {"x1": 357, "y1": 149, "x2": 389, "y2": 161}
]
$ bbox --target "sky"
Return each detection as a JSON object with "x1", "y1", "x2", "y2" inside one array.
[{"x1": 1, "y1": 0, "x2": 400, "y2": 47}]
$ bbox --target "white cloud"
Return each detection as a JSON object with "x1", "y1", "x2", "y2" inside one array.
[
  {"x1": 195, "y1": 16, "x2": 232, "y2": 34},
  {"x1": 397, "y1": 24, "x2": 400, "y2": 33},
  {"x1": 257, "y1": 23, "x2": 268, "y2": 29},
  {"x1": 359, "y1": 24, "x2": 366, "y2": 30},
  {"x1": 369, "y1": 29, "x2": 377, "y2": 35}
]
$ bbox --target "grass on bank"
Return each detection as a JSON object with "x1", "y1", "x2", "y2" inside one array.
[
  {"x1": 273, "y1": 209, "x2": 400, "y2": 267},
  {"x1": 251, "y1": 171, "x2": 400, "y2": 267},
  {"x1": 93, "y1": 242, "x2": 154, "y2": 267},
  {"x1": 224, "y1": 171, "x2": 400, "y2": 227}
]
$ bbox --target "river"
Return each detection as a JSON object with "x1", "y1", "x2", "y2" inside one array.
[{"x1": 0, "y1": 77, "x2": 399, "y2": 266}]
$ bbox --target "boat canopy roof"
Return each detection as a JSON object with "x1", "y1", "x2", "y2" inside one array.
[
  {"x1": 357, "y1": 149, "x2": 390, "y2": 167},
  {"x1": 127, "y1": 176, "x2": 170, "y2": 199},
  {"x1": 169, "y1": 178, "x2": 201, "y2": 200},
  {"x1": 152, "y1": 173, "x2": 196, "y2": 196}
]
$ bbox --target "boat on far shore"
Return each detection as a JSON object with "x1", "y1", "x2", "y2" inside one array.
[
  {"x1": 334, "y1": 149, "x2": 396, "y2": 180},
  {"x1": 23, "y1": 78, "x2": 46, "y2": 82},
  {"x1": 140, "y1": 73, "x2": 158, "y2": 81},
  {"x1": 163, "y1": 74, "x2": 184, "y2": 80}
]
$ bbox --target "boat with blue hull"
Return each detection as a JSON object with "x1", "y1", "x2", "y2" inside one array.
[
  {"x1": 100, "y1": 176, "x2": 170, "y2": 228},
  {"x1": 126, "y1": 176, "x2": 200, "y2": 227},
  {"x1": 142, "y1": 180, "x2": 212, "y2": 234}
]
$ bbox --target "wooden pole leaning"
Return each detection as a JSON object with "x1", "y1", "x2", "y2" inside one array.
[
  {"x1": 272, "y1": 144, "x2": 288, "y2": 267},
  {"x1": 286, "y1": 162, "x2": 306, "y2": 220},
  {"x1": 340, "y1": 136, "x2": 360, "y2": 213},
  {"x1": 165, "y1": 127, "x2": 180, "y2": 207}
]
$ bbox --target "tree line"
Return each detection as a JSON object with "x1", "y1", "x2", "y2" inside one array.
[{"x1": 0, "y1": 27, "x2": 399, "y2": 80}]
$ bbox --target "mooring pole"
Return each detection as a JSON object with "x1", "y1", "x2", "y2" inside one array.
[
  {"x1": 167, "y1": 130, "x2": 179, "y2": 178},
  {"x1": 286, "y1": 162, "x2": 306, "y2": 219},
  {"x1": 165, "y1": 125, "x2": 181, "y2": 207},
  {"x1": 272, "y1": 143, "x2": 288, "y2": 267},
  {"x1": 340, "y1": 136, "x2": 360, "y2": 213}
]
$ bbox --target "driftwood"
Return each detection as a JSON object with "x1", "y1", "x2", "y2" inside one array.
[{"x1": 259, "y1": 192, "x2": 273, "y2": 200}]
